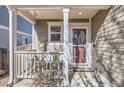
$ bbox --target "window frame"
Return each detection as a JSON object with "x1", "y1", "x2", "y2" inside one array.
[{"x1": 48, "y1": 22, "x2": 63, "y2": 43}]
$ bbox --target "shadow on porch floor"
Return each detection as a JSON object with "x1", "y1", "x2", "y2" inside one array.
[
  {"x1": 13, "y1": 66, "x2": 115, "y2": 87},
  {"x1": 69, "y1": 66, "x2": 115, "y2": 87}
]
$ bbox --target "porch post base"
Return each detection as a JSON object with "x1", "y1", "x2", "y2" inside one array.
[
  {"x1": 7, "y1": 80, "x2": 14, "y2": 87},
  {"x1": 7, "y1": 79, "x2": 20, "y2": 87}
]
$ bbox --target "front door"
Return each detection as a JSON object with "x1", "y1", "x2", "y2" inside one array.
[{"x1": 72, "y1": 28, "x2": 87, "y2": 65}]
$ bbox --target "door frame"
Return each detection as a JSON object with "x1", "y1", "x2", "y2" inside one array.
[{"x1": 69, "y1": 23, "x2": 91, "y2": 66}]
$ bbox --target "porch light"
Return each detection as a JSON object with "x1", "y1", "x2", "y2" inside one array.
[{"x1": 78, "y1": 12, "x2": 82, "y2": 15}]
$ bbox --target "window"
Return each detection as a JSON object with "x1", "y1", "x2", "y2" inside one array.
[{"x1": 50, "y1": 26, "x2": 61, "y2": 42}]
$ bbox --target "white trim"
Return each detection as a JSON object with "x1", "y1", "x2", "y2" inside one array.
[
  {"x1": 70, "y1": 23, "x2": 91, "y2": 66},
  {"x1": 63, "y1": 8, "x2": 69, "y2": 86},
  {"x1": 47, "y1": 22, "x2": 63, "y2": 43},
  {"x1": 17, "y1": 12, "x2": 34, "y2": 24},
  {"x1": 70, "y1": 23, "x2": 90, "y2": 26},
  {"x1": 88, "y1": 18, "x2": 92, "y2": 66},
  {"x1": 8, "y1": 9, "x2": 17, "y2": 85},
  {"x1": 47, "y1": 22, "x2": 63, "y2": 25},
  {"x1": 0, "y1": 25, "x2": 9, "y2": 31},
  {"x1": 70, "y1": 25, "x2": 88, "y2": 64},
  {"x1": 17, "y1": 30, "x2": 32, "y2": 37},
  {"x1": 32, "y1": 24, "x2": 35, "y2": 49}
]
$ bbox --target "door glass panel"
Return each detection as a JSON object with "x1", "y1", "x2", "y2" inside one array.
[{"x1": 73, "y1": 29, "x2": 86, "y2": 63}]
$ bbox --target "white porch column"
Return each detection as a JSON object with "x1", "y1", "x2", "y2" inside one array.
[
  {"x1": 8, "y1": 8, "x2": 17, "y2": 86},
  {"x1": 63, "y1": 8, "x2": 69, "y2": 87}
]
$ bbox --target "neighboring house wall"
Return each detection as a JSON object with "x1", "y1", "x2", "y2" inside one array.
[
  {"x1": 35, "y1": 19, "x2": 89, "y2": 52},
  {"x1": 0, "y1": 5, "x2": 33, "y2": 69},
  {"x1": 0, "y1": 27, "x2": 9, "y2": 49},
  {"x1": 0, "y1": 6, "x2": 33, "y2": 48},
  {"x1": 0, "y1": 6, "x2": 9, "y2": 49},
  {"x1": 0, "y1": 48, "x2": 9, "y2": 70},
  {"x1": 17, "y1": 15, "x2": 32, "y2": 47},
  {"x1": 0, "y1": 6, "x2": 9, "y2": 70},
  {"x1": 0, "y1": 6, "x2": 9, "y2": 27},
  {"x1": 91, "y1": 5, "x2": 124, "y2": 86}
]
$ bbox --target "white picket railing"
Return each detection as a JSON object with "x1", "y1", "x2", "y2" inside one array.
[{"x1": 14, "y1": 51, "x2": 64, "y2": 79}]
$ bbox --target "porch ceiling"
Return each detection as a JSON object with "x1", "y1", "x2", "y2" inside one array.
[
  {"x1": 30, "y1": 9, "x2": 99, "y2": 19},
  {"x1": 9, "y1": 5, "x2": 110, "y2": 20}
]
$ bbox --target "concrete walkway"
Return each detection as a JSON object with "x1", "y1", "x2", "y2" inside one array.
[{"x1": 13, "y1": 79, "x2": 33, "y2": 87}]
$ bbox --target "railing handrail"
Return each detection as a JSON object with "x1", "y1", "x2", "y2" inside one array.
[
  {"x1": 14, "y1": 51, "x2": 64, "y2": 54},
  {"x1": 17, "y1": 43, "x2": 32, "y2": 47},
  {"x1": 17, "y1": 43, "x2": 32, "y2": 51}
]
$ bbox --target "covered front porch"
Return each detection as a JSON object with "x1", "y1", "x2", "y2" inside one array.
[{"x1": 7, "y1": 5, "x2": 111, "y2": 87}]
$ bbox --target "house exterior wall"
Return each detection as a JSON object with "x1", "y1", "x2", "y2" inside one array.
[
  {"x1": 0, "y1": 5, "x2": 33, "y2": 69},
  {"x1": 0, "y1": 28, "x2": 9, "y2": 49},
  {"x1": 91, "y1": 5, "x2": 124, "y2": 86},
  {"x1": 0, "y1": 6, "x2": 33, "y2": 48},
  {"x1": 35, "y1": 19, "x2": 89, "y2": 52},
  {"x1": 0, "y1": 6, "x2": 9, "y2": 49},
  {"x1": 0, "y1": 6, "x2": 9, "y2": 27}
]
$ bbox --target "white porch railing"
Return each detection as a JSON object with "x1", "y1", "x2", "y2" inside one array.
[{"x1": 14, "y1": 51, "x2": 64, "y2": 79}]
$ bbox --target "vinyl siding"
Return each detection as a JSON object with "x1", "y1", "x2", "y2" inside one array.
[
  {"x1": 91, "y1": 5, "x2": 124, "y2": 86},
  {"x1": 17, "y1": 15, "x2": 32, "y2": 35},
  {"x1": 0, "y1": 6, "x2": 32, "y2": 49},
  {"x1": 35, "y1": 19, "x2": 89, "y2": 52},
  {"x1": 0, "y1": 6, "x2": 9, "y2": 27},
  {"x1": 0, "y1": 28, "x2": 9, "y2": 49}
]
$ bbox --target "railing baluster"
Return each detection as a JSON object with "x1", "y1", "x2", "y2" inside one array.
[
  {"x1": 30, "y1": 53, "x2": 32, "y2": 78},
  {"x1": 16, "y1": 53, "x2": 18, "y2": 78},
  {"x1": 42, "y1": 54, "x2": 44, "y2": 73},
  {"x1": 21, "y1": 53, "x2": 24, "y2": 78},
  {"x1": 20, "y1": 54, "x2": 22, "y2": 78},
  {"x1": 18, "y1": 54, "x2": 21, "y2": 78},
  {"x1": 25, "y1": 54, "x2": 28, "y2": 78},
  {"x1": 23, "y1": 54, "x2": 26, "y2": 78},
  {"x1": 58, "y1": 54, "x2": 59, "y2": 71},
  {"x1": 39, "y1": 54, "x2": 41, "y2": 72},
  {"x1": 50, "y1": 62, "x2": 51, "y2": 70},
  {"x1": 14, "y1": 52, "x2": 64, "y2": 86},
  {"x1": 17, "y1": 54, "x2": 18, "y2": 78},
  {"x1": 33, "y1": 53, "x2": 36, "y2": 78}
]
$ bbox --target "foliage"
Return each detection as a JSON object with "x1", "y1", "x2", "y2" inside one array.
[
  {"x1": 40, "y1": 39, "x2": 48, "y2": 52},
  {"x1": 31, "y1": 40, "x2": 63, "y2": 87}
]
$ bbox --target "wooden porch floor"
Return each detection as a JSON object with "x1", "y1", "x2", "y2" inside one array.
[
  {"x1": 69, "y1": 68, "x2": 115, "y2": 87},
  {"x1": 13, "y1": 67, "x2": 115, "y2": 87}
]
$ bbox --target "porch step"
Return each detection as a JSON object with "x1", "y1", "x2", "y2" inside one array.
[
  {"x1": 69, "y1": 65, "x2": 94, "y2": 72},
  {"x1": 13, "y1": 79, "x2": 33, "y2": 87},
  {"x1": 72, "y1": 67, "x2": 93, "y2": 72}
]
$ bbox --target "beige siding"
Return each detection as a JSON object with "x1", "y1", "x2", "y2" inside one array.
[
  {"x1": 36, "y1": 20, "x2": 48, "y2": 42},
  {"x1": 35, "y1": 19, "x2": 89, "y2": 52},
  {"x1": 91, "y1": 5, "x2": 124, "y2": 86}
]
